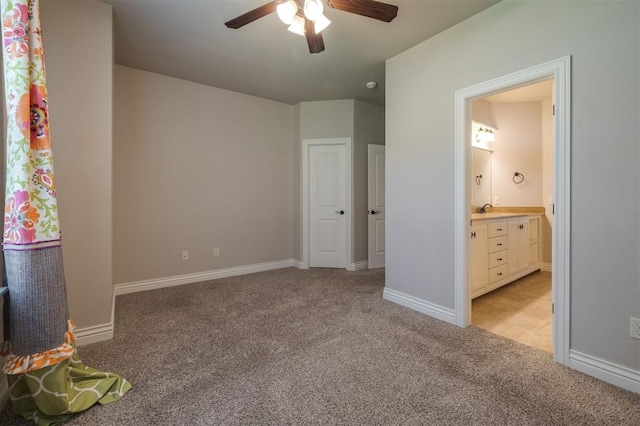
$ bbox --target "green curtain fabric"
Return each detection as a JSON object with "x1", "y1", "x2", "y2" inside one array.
[
  {"x1": 1, "y1": 1, "x2": 131, "y2": 423},
  {"x1": 8, "y1": 343, "x2": 131, "y2": 426}
]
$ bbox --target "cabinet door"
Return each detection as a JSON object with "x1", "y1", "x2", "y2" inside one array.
[
  {"x1": 508, "y1": 219, "x2": 530, "y2": 275},
  {"x1": 518, "y1": 220, "x2": 530, "y2": 271},
  {"x1": 507, "y1": 220, "x2": 521, "y2": 276},
  {"x1": 470, "y1": 224, "x2": 488, "y2": 291},
  {"x1": 528, "y1": 216, "x2": 540, "y2": 266}
]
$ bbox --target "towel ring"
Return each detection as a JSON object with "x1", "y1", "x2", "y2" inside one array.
[
  {"x1": 513, "y1": 172, "x2": 525, "y2": 184},
  {"x1": 475, "y1": 174, "x2": 482, "y2": 186}
]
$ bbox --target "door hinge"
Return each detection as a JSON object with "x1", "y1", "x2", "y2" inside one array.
[
  {"x1": 553, "y1": 104, "x2": 555, "y2": 116},
  {"x1": 552, "y1": 203, "x2": 555, "y2": 215},
  {"x1": 552, "y1": 303, "x2": 555, "y2": 314}
]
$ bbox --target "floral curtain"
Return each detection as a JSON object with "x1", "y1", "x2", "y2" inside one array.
[{"x1": 1, "y1": 1, "x2": 130, "y2": 424}]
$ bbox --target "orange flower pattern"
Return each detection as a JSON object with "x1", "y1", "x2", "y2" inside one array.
[
  {"x1": 30, "y1": 84, "x2": 51, "y2": 150},
  {"x1": 2, "y1": 0, "x2": 59, "y2": 246},
  {"x1": 2, "y1": 2, "x2": 28, "y2": 59}
]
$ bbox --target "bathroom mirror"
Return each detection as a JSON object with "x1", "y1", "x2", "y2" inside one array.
[{"x1": 471, "y1": 147, "x2": 492, "y2": 206}]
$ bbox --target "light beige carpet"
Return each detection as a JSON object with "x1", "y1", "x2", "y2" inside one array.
[{"x1": 2, "y1": 267, "x2": 639, "y2": 425}]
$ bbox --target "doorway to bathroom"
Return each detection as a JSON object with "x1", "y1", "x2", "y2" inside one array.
[
  {"x1": 453, "y1": 57, "x2": 571, "y2": 365},
  {"x1": 469, "y1": 80, "x2": 554, "y2": 353}
]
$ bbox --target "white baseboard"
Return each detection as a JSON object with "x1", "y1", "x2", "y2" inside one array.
[
  {"x1": 568, "y1": 350, "x2": 640, "y2": 394},
  {"x1": 115, "y1": 259, "x2": 297, "y2": 296},
  {"x1": 75, "y1": 322, "x2": 114, "y2": 347},
  {"x1": 382, "y1": 287, "x2": 456, "y2": 325},
  {"x1": 540, "y1": 262, "x2": 552, "y2": 272},
  {"x1": 347, "y1": 261, "x2": 369, "y2": 271},
  {"x1": 292, "y1": 259, "x2": 307, "y2": 269}
]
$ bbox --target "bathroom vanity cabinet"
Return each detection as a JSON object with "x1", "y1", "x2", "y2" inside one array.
[
  {"x1": 470, "y1": 223, "x2": 489, "y2": 292},
  {"x1": 470, "y1": 214, "x2": 541, "y2": 299}
]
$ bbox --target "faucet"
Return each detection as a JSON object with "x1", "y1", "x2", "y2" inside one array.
[{"x1": 479, "y1": 203, "x2": 493, "y2": 214}]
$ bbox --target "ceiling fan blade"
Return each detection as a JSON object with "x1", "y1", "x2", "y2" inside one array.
[
  {"x1": 304, "y1": 18, "x2": 325, "y2": 54},
  {"x1": 225, "y1": 1, "x2": 277, "y2": 29},
  {"x1": 328, "y1": 0, "x2": 398, "y2": 22}
]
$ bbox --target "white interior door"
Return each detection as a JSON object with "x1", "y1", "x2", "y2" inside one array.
[
  {"x1": 309, "y1": 144, "x2": 347, "y2": 268},
  {"x1": 368, "y1": 144, "x2": 385, "y2": 269}
]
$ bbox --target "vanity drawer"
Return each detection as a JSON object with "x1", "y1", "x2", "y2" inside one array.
[
  {"x1": 487, "y1": 221, "x2": 507, "y2": 238},
  {"x1": 489, "y1": 264, "x2": 508, "y2": 284},
  {"x1": 488, "y1": 250, "x2": 507, "y2": 269},
  {"x1": 488, "y1": 236, "x2": 507, "y2": 253}
]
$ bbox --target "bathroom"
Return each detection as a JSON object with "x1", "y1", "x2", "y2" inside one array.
[{"x1": 469, "y1": 79, "x2": 554, "y2": 352}]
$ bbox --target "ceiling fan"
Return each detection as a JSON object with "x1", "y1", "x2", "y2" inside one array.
[{"x1": 224, "y1": 0, "x2": 398, "y2": 54}]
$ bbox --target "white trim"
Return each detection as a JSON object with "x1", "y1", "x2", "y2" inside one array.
[
  {"x1": 568, "y1": 350, "x2": 640, "y2": 394},
  {"x1": 75, "y1": 323, "x2": 114, "y2": 346},
  {"x1": 115, "y1": 259, "x2": 297, "y2": 296},
  {"x1": 454, "y1": 56, "x2": 571, "y2": 367},
  {"x1": 347, "y1": 260, "x2": 369, "y2": 271},
  {"x1": 292, "y1": 259, "x2": 307, "y2": 269},
  {"x1": 301, "y1": 138, "x2": 353, "y2": 270},
  {"x1": 552, "y1": 56, "x2": 572, "y2": 365},
  {"x1": 540, "y1": 262, "x2": 552, "y2": 272},
  {"x1": 382, "y1": 288, "x2": 456, "y2": 324}
]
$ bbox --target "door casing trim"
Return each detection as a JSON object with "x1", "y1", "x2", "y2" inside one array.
[{"x1": 453, "y1": 56, "x2": 572, "y2": 365}]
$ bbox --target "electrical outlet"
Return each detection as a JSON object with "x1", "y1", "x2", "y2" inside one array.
[
  {"x1": 630, "y1": 317, "x2": 640, "y2": 340},
  {"x1": 493, "y1": 195, "x2": 500, "y2": 205},
  {"x1": 181, "y1": 251, "x2": 189, "y2": 261},
  {"x1": 213, "y1": 248, "x2": 219, "y2": 257}
]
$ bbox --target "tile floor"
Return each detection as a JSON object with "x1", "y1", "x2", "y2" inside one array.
[{"x1": 471, "y1": 270, "x2": 552, "y2": 353}]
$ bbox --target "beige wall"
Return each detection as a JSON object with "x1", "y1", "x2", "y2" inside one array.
[
  {"x1": 386, "y1": 0, "x2": 639, "y2": 373},
  {"x1": 40, "y1": 0, "x2": 114, "y2": 329},
  {"x1": 295, "y1": 100, "x2": 384, "y2": 265},
  {"x1": 298, "y1": 100, "x2": 355, "y2": 139},
  {"x1": 471, "y1": 99, "x2": 497, "y2": 129},
  {"x1": 293, "y1": 104, "x2": 302, "y2": 261},
  {"x1": 113, "y1": 66, "x2": 294, "y2": 284},
  {"x1": 490, "y1": 102, "x2": 543, "y2": 206}
]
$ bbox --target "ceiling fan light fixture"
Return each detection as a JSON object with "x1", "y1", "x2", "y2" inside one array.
[
  {"x1": 304, "y1": 0, "x2": 324, "y2": 21},
  {"x1": 313, "y1": 13, "x2": 331, "y2": 34},
  {"x1": 276, "y1": 0, "x2": 298, "y2": 25},
  {"x1": 288, "y1": 14, "x2": 306, "y2": 36}
]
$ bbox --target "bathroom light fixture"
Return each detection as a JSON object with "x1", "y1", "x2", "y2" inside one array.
[{"x1": 476, "y1": 127, "x2": 495, "y2": 143}]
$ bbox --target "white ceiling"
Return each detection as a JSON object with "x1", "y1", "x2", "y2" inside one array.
[{"x1": 97, "y1": 0, "x2": 501, "y2": 106}]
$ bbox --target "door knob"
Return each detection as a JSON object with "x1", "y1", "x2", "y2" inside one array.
[
  {"x1": 370, "y1": 210, "x2": 379, "y2": 215},
  {"x1": 336, "y1": 210, "x2": 345, "y2": 215}
]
